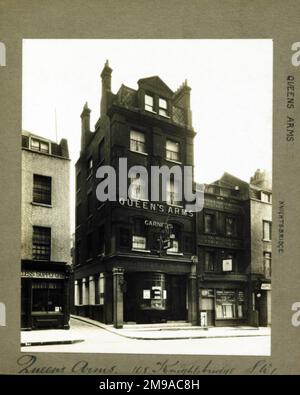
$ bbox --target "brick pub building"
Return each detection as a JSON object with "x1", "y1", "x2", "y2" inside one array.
[{"x1": 74, "y1": 62, "x2": 198, "y2": 327}]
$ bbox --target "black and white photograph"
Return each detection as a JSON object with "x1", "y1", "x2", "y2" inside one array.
[{"x1": 20, "y1": 39, "x2": 272, "y2": 356}]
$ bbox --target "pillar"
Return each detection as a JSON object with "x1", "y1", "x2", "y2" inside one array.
[
  {"x1": 113, "y1": 267, "x2": 124, "y2": 328},
  {"x1": 82, "y1": 277, "x2": 89, "y2": 305},
  {"x1": 89, "y1": 276, "x2": 95, "y2": 305},
  {"x1": 187, "y1": 263, "x2": 197, "y2": 325},
  {"x1": 74, "y1": 280, "x2": 79, "y2": 306}
]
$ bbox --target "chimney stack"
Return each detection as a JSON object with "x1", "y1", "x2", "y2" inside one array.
[
  {"x1": 100, "y1": 60, "x2": 112, "y2": 116},
  {"x1": 173, "y1": 80, "x2": 192, "y2": 128},
  {"x1": 80, "y1": 102, "x2": 91, "y2": 151}
]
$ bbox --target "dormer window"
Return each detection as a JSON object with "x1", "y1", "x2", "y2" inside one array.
[
  {"x1": 145, "y1": 94, "x2": 154, "y2": 112},
  {"x1": 261, "y1": 191, "x2": 272, "y2": 203},
  {"x1": 159, "y1": 97, "x2": 168, "y2": 117},
  {"x1": 30, "y1": 138, "x2": 50, "y2": 154}
]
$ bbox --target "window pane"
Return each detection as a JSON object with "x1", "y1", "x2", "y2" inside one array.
[
  {"x1": 263, "y1": 221, "x2": 272, "y2": 240},
  {"x1": 205, "y1": 252, "x2": 214, "y2": 271},
  {"x1": 145, "y1": 94, "x2": 154, "y2": 111},
  {"x1": 204, "y1": 214, "x2": 215, "y2": 233},
  {"x1": 226, "y1": 217, "x2": 235, "y2": 236},
  {"x1": 32, "y1": 226, "x2": 51, "y2": 260},
  {"x1": 130, "y1": 130, "x2": 146, "y2": 153},
  {"x1": 145, "y1": 94, "x2": 153, "y2": 105},
  {"x1": 40, "y1": 142, "x2": 49, "y2": 153},
  {"x1": 168, "y1": 239, "x2": 179, "y2": 252},
  {"x1": 159, "y1": 98, "x2": 167, "y2": 109},
  {"x1": 166, "y1": 139, "x2": 180, "y2": 161},
  {"x1": 132, "y1": 235, "x2": 146, "y2": 250},
  {"x1": 33, "y1": 175, "x2": 51, "y2": 205},
  {"x1": 30, "y1": 139, "x2": 40, "y2": 150}
]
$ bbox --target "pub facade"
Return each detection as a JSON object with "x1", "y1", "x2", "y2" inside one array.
[{"x1": 74, "y1": 62, "x2": 198, "y2": 327}]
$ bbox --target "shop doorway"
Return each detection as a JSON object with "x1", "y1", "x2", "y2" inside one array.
[{"x1": 123, "y1": 273, "x2": 187, "y2": 324}]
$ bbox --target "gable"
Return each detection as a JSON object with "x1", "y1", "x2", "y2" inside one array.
[{"x1": 138, "y1": 76, "x2": 173, "y2": 98}]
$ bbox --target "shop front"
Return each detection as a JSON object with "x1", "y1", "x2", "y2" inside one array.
[
  {"x1": 124, "y1": 272, "x2": 187, "y2": 324},
  {"x1": 199, "y1": 285, "x2": 248, "y2": 327},
  {"x1": 21, "y1": 261, "x2": 70, "y2": 330}
]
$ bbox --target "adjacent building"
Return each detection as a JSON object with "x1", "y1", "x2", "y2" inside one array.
[
  {"x1": 197, "y1": 173, "x2": 251, "y2": 327},
  {"x1": 248, "y1": 169, "x2": 272, "y2": 326},
  {"x1": 197, "y1": 171, "x2": 272, "y2": 327},
  {"x1": 21, "y1": 131, "x2": 71, "y2": 330}
]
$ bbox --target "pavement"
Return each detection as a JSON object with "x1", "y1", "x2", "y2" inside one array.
[{"x1": 21, "y1": 314, "x2": 270, "y2": 347}]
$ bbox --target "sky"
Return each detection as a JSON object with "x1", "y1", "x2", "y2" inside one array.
[{"x1": 22, "y1": 39, "x2": 273, "y2": 232}]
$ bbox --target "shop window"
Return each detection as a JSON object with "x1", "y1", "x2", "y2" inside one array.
[
  {"x1": 263, "y1": 252, "x2": 272, "y2": 278},
  {"x1": 158, "y1": 97, "x2": 168, "y2": 117},
  {"x1": 130, "y1": 130, "x2": 146, "y2": 154},
  {"x1": 32, "y1": 226, "x2": 51, "y2": 260},
  {"x1": 139, "y1": 273, "x2": 166, "y2": 311},
  {"x1": 225, "y1": 217, "x2": 236, "y2": 237},
  {"x1": 30, "y1": 138, "x2": 50, "y2": 154},
  {"x1": 263, "y1": 220, "x2": 272, "y2": 241},
  {"x1": 145, "y1": 94, "x2": 154, "y2": 112},
  {"x1": 33, "y1": 174, "x2": 51, "y2": 205},
  {"x1": 32, "y1": 281, "x2": 63, "y2": 313},
  {"x1": 166, "y1": 139, "x2": 180, "y2": 162},
  {"x1": 215, "y1": 290, "x2": 245, "y2": 319},
  {"x1": 204, "y1": 213, "x2": 216, "y2": 234},
  {"x1": 204, "y1": 251, "x2": 214, "y2": 271},
  {"x1": 98, "y1": 138, "x2": 105, "y2": 163}
]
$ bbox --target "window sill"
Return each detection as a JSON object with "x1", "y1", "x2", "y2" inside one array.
[
  {"x1": 159, "y1": 113, "x2": 171, "y2": 119},
  {"x1": 145, "y1": 109, "x2": 157, "y2": 115},
  {"x1": 86, "y1": 258, "x2": 93, "y2": 263},
  {"x1": 31, "y1": 202, "x2": 52, "y2": 208},
  {"x1": 129, "y1": 149, "x2": 148, "y2": 156},
  {"x1": 262, "y1": 239, "x2": 272, "y2": 242},
  {"x1": 165, "y1": 158, "x2": 182, "y2": 165},
  {"x1": 166, "y1": 251, "x2": 183, "y2": 256},
  {"x1": 131, "y1": 249, "x2": 151, "y2": 253}
]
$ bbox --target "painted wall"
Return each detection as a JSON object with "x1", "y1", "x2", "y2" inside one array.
[{"x1": 21, "y1": 149, "x2": 70, "y2": 263}]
